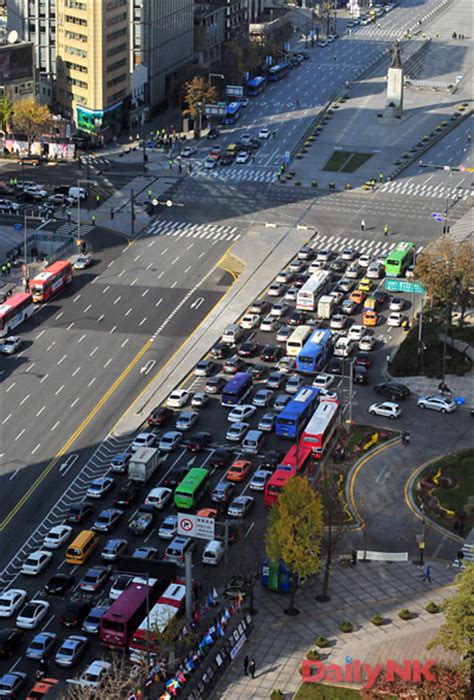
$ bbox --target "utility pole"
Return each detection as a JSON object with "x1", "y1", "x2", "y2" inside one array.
[
  {"x1": 184, "y1": 550, "x2": 193, "y2": 626},
  {"x1": 142, "y1": 141, "x2": 148, "y2": 174},
  {"x1": 131, "y1": 188, "x2": 135, "y2": 238}
]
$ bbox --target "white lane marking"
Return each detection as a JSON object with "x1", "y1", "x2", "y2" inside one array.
[
  {"x1": 46, "y1": 342, "x2": 55, "y2": 351},
  {"x1": 121, "y1": 338, "x2": 129, "y2": 348},
  {"x1": 15, "y1": 428, "x2": 26, "y2": 441},
  {"x1": 133, "y1": 254, "x2": 141, "y2": 262},
  {"x1": 83, "y1": 304, "x2": 92, "y2": 313},
  {"x1": 72, "y1": 366, "x2": 81, "y2": 377},
  {"x1": 125, "y1": 308, "x2": 132, "y2": 317},
  {"x1": 110, "y1": 325, "x2": 117, "y2": 334},
  {"x1": 19, "y1": 394, "x2": 30, "y2": 406},
  {"x1": 104, "y1": 358, "x2": 112, "y2": 368},
  {"x1": 78, "y1": 334, "x2": 87, "y2": 343},
  {"x1": 185, "y1": 266, "x2": 192, "y2": 273},
  {"x1": 9, "y1": 469, "x2": 19, "y2": 481},
  {"x1": 55, "y1": 385, "x2": 64, "y2": 396},
  {"x1": 55, "y1": 311, "x2": 63, "y2": 320},
  {"x1": 97, "y1": 314, "x2": 104, "y2": 323},
  {"x1": 70, "y1": 398, "x2": 79, "y2": 408},
  {"x1": 88, "y1": 377, "x2": 96, "y2": 387},
  {"x1": 171, "y1": 281, "x2": 177, "y2": 288},
  {"x1": 141, "y1": 289, "x2": 149, "y2": 297},
  {"x1": 155, "y1": 298, "x2": 162, "y2": 307},
  {"x1": 161, "y1": 248, "x2": 168, "y2": 256},
  {"x1": 171, "y1": 256, "x2": 180, "y2": 265},
  {"x1": 31, "y1": 443, "x2": 41, "y2": 455},
  {"x1": 73, "y1": 294, "x2": 81, "y2": 302},
  {"x1": 107, "y1": 260, "x2": 115, "y2": 268},
  {"x1": 131, "y1": 278, "x2": 138, "y2": 286},
  {"x1": 103, "y1": 286, "x2": 110, "y2": 294},
  {"x1": 89, "y1": 346, "x2": 99, "y2": 357},
  {"x1": 36, "y1": 330, "x2": 45, "y2": 339},
  {"x1": 158, "y1": 271, "x2": 165, "y2": 279},
  {"x1": 6, "y1": 383, "x2": 15, "y2": 393},
  {"x1": 25, "y1": 362, "x2": 35, "y2": 373},
  {"x1": 139, "y1": 317, "x2": 147, "y2": 326},
  {"x1": 66, "y1": 322, "x2": 75, "y2": 330},
  {"x1": 57, "y1": 354, "x2": 67, "y2": 365},
  {"x1": 146, "y1": 262, "x2": 153, "y2": 270},
  {"x1": 50, "y1": 421, "x2": 60, "y2": 431},
  {"x1": 36, "y1": 406, "x2": 45, "y2": 417},
  {"x1": 2, "y1": 413, "x2": 11, "y2": 425},
  {"x1": 114, "y1": 296, "x2": 121, "y2": 304}
]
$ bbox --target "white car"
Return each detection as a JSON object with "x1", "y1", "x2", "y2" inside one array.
[
  {"x1": 181, "y1": 146, "x2": 197, "y2": 158},
  {"x1": 334, "y1": 337, "x2": 354, "y2": 357},
  {"x1": 21, "y1": 550, "x2": 53, "y2": 576},
  {"x1": 191, "y1": 392, "x2": 209, "y2": 408},
  {"x1": 285, "y1": 374, "x2": 304, "y2": 394},
  {"x1": 252, "y1": 389, "x2": 274, "y2": 407},
  {"x1": 158, "y1": 431, "x2": 183, "y2": 451},
  {"x1": 86, "y1": 476, "x2": 114, "y2": 499},
  {"x1": 276, "y1": 325, "x2": 292, "y2": 343},
  {"x1": 330, "y1": 314, "x2": 347, "y2": 330},
  {"x1": 258, "y1": 127, "x2": 271, "y2": 139},
  {"x1": 260, "y1": 316, "x2": 279, "y2": 332},
  {"x1": 348, "y1": 324, "x2": 365, "y2": 341},
  {"x1": 16, "y1": 599, "x2": 50, "y2": 630},
  {"x1": 74, "y1": 660, "x2": 112, "y2": 689},
  {"x1": 366, "y1": 263, "x2": 382, "y2": 279},
  {"x1": 131, "y1": 432, "x2": 156, "y2": 451},
  {"x1": 204, "y1": 157, "x2": 217, "y2": 169},
  {"x1": 43, "y1": 525, "x2": 73, "y2": 550},
  {"x1": 73, "y1": 254, "x2": 92, "y2": 270},
  {"x1": 225, "y1": 421, "x2": 249, "y2": 442},
  {"x1": 358, "y1": 254, "x2": 371, "y2": 267},
  {"x1": 228, "y1": 404, "x2": 256, "y2": 423},
  {"x1": 309, "y1": 260, "x2": 326, "y2": 272},
  {"x1": 359, "y1": 335, "x2": 376, "y2": 351},
  {"x1": 158, "y1": 515, "x2": 178, "y2": 540},
  {"x1": 342, "y1": 248, "x2": 356, "y2": 261},
  {"x1": 345, "y1": 264, "x2": 360, "y2": 279},
  {"x1": 368, "y1": 402, "x2": 401, "y2": 419},
  {"x1": 249, "y1": 469, "x2": 273, "y2": 491},
  {"x1": 277, "y1": 356, "x2": 296, "y2": 373},
  {"x1": 389, "y1": 297, "x2": 404, "y2": 311},
  {"x1": 167, "y1": 389, "x2": 190, "y2": 408},
  {"x1": 312, "y1": 373, "x2": 335, "y2": 390},
  {"x1": 0, "y1": 589, "x2": 27, "y2": 618},
  {"x1": 0, "y1": 336, "x2": 23, "y2": 354},
  {"x1": 329, "y1": 290, "x2": 344, "y2": 306},
  {"x1": 317, "y1": 249, "x2": 331, "y2": 262},
  {"x1": 240, "y1": 133, "x2": 252, "y2": 145},
  {"x1": 240, "y1": 313, "x2": 260, "y2": 329},
  {"x1": 284, "y1": 286, "x2": 298, "y2": 302},
  {"x1": 276, "y1": 270, "x2": 293, "y2": 284},
  {"x1": 417, "y1": 396, "x2": 457, "y2": 413},
  {"x1": 270, "y1": 302, "x2": 289, "y2": 318},
  {"x1": 319, "y1": 388, "x2": 338, "y2": 400},
  {"x1": 289, "y1": 259, "x2": 304, "y2": 272},
  {"x1": 387, "y1": 312, "x2": 404, "y2": 327},
  {"x1": 267, "y1": 282, "x2": 284, "y2": 297},
  {"x1": 144, "y1": 487, "x2": 173, "y2": 510},
  {"x1": 236, "y1": 151, "x2": 250, "y2": 164}
]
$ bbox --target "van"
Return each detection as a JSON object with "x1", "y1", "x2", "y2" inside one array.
[
  {"x1": 202, "y1": 540, "x2": 225, "y2": 566},
  {"x1": 226, "y1": 143, "x2": 238, "y2": 156},
  {"x1": 68, "y1": 186, "x2": 87, "y2": 201},
  {"x1": 241, "y1": 429, "x2": 265, "y2": 454},
  {"x1": 221, "y1": 324, "x2": 243, "y2": 345},
  {"x1": 333, "y1": 337, "x2": 354, "y2": 358},
  {"x1": 164, "y1": 536, "x2": 196, "y2": 564},
  {"x1": 65, "y1": 530, "x2": 99, "y2": 565}
]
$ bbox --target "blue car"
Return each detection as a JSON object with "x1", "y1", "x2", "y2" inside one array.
[
  {"x1": 26, "y1": 631, "x2": 57, "y2": 660},
  {"x1": 110, "y1": 452, "x2": 132, "y2": 474},
  {"x1": 0, "y1": 672, "x2": 27, "y2": 697},
  {"x1": 54, "y1": 635, "x2": 88, "y2": 667},
  {"x1": 81, "y1": 606, "x2": 108, "y2": 635}
]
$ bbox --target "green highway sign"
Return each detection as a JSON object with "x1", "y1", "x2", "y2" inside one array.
[{"x1": 385, "y1": 278, "x2": 426, "y2": 294}]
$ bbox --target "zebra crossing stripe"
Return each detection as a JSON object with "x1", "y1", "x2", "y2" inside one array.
[{"x1": 146, "y1": 220, "x2": 240, "y2": 243}]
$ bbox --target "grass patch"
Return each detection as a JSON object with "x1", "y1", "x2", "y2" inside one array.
[
  {"x1": 390, "y1": 322, "x2": 472, "y2": 377},
  {"x1": 323, "y1": 151, "x2": 353, "y2": 171},
  {"x1": 295, "y1": 684, "x2": 360, "y2": 699},
  {"x1": 340, "y1": 152, "x2": 373, "y2": 173},
  {"x1": 323, "y1": 151, "x2": 372, "y2": 173}
]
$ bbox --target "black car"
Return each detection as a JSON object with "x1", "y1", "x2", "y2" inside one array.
[
  {"x1": 373, "y1": 291, "x2": 388, "y2": 305},
  {"x1": 211, "y1": 481, "x2": 236, "y2": 505},
  {"x1": 209, "y1": 448, "x2": 233, "y2": 469},
  {"x1": 220, "y1": 153, "x2": 234, "y2": 166},
  {"x1": 215, "y1": 520, "x2": 240, "y2": 545},
  {"x1": 247, "y1": 364, "x2": 267, "y2": 380},
  {"x1": 147, "y1": 406, "x2": 173, "y2": 427},
  {"x1": 353, "y1": 366, "x2": 369, "y2": 385},
  {"x1": 186, "y1": 431, "x2": 212, "y2": 452},
  {"x1": 65, "y1": 502, "x2": 93, "y2": 524},
  {"x1": 207, "y1": 127, "x2": 220, "y2": 139},
  {"x1": 44, "y1": 573, "x2": 75, "y2": 597},
  {"x1": 205, "y1": 376, "x2": 226, "y2": 394},
  {"x1": 249, "y1": 137, "x2": 261, "y2": 149},
  {"x1": 288, "y1": 310, "x2": 307, "y2": 326},
  {"x1": 331, "y1": 259, "x2": 347, "y2": 273},
  {"x1": 327, "y1": 357, "x2": 343, "y2": 375},
  {"x1": 113, "y1": 482, "x2": 141, "y2": 509},
  {"x1": 355, "y1": 352, "x2": 372, "y2": 369},
  {"x1": 260, "y1": 345, "x2": 283, "y2": 363},
  {"x1": 210, "y1": 342, "x2": 230, "y2": 360},
  {"x1": 163, "y1": 466, "x2": 191, "y2": 488},
  {"x1": 0, "y1": 629, "x2": 24, "y2": 659},
  {"x1": 293, "y1": 273, "x2": 310, "y2": 288},
  {"x1": 260, "y1": 450, "x2": 285, "y2": 472},
  {"x1": 374, "y1": 381, "x2": 410, "y2": 400},
  {"x1": 238, "y1": 341, "x2": 259, "y2": 358},
  {"x1": 60, "y1": 600, "x2": 92, "y2": 628}
]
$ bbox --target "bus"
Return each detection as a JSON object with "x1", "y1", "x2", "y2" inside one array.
[
  {"x1": 268, "y1": 62, "x2": 290, "y2": 81},
  {"x1": 286, "y1": 325, "x2": 313, "y2": 357},
  {"x1": 99, "y1": 579, "x2": 164, "y2": 650},
  {"x1": 275, "y1": 386, "x2": 319, "y2": 439},
  {"x1": 300, "y1": 399, "x2": 339, "y2": 459},
  {"x1": 384, "y1": 241, "x2": 415, "y2": 277},
  {"x1": 0, "y1": 292, "x2": 34, "y2": 336},
  {"x1": 29, "y1": 260, "x2": 73, "y2": 302},
  {"x1": 263, "y1": 469, "x2": 294, "y2": 507},
  {"x1": 221, "y1": 101, "x2": 241, "y2": 125},
  {"x1": 279, "y1": 444, "x2": 313, "y2": 474},
  {"x1": 296, "y1": 270, "x2": 331, "y2": 311},
  {"x1": 296, "y1": 328, "x2": 333, "y2": 373},
  {"x1": 174, "y1": 467, "x2": 210, "y2": 509},
  {"x1": 221, "y1": 372, "x2": 253, "y2": 407},
  {"x1": 129, "y1": 580, "x2": 187, "y2": 664},
  {"x1": 246, "y1": 76, "x2": 267, "y2": 96}
]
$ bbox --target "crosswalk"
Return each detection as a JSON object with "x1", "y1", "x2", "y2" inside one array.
[
  {"x1": 380, "y1": 181, "x2": 472, "y2": 200},
  {"x1": 80, "y1": 155, "x2": 111, "y2": 168},
  {"x1": 55, "y1": 222, "x2": 95, "y2": 237},
  {"x1": 147, "y1": 219, "x2": 241, "y2": 243},
  {"x1": 310, "y1": 232, "x2": 423, "y2": 258},
  {"x1": 190, "y1": 164, "x2": 278, "y2": 184},
  {"x1": 350, "y1": 27, "x2": 404, "y2": 38}
]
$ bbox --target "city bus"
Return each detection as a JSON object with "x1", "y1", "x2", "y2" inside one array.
[
  {"x1": 268, "y1": 62, "x2": 290, "y2": 81},
  {"x1": 0, "y1": 292, "x2": 34, "y2": 336},
  {"x1": 129, "y1": 580, "x2": 187, "y2": 664},
  {"x1": 174, "y1": 468, "x2": 210, "y2": 509},
  {"x1": 296, "y1": 328, "x2": 333, "y2": 373},
  {"x1": 275, "y1": 386, "x2": 319, "y2": 439},
  {"x1": 296, "y1": 270, "x2": 331, "y2": 311},
  {"x1": 384, "y1": 241, "x2": 415, "y2": 277},
  {"x1": 246, "y1": 76, "x2": 267, "y2": 96},
  {"x1": 221, "y1": 372, "x2": 253, "y2": 407},
  {"x1": 99, "y1": 579, "x2": 164, "y2": 650},
  {"x1": 286, "y1": 325, "x2": 313, "y2": 357},
  {"x1": 279, "y1": 444, "x2": 313, "y2": 474},
  {"x1": 29, "y1": 260, "x2": 73, "y2": 302},
  {"x1": 221, "y1": 102, "x2": 241, "y2": 125},
  {"x1": 300, "y1": 399, "x2": 340, "y2": 459}
]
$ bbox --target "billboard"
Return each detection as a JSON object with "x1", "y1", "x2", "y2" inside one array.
[{"x1": 0, "y1": 43, "x2": 34, "y2": 84}]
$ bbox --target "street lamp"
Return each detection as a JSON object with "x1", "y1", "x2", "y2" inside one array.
[
  {"x1": 76, "y1": 179, "x2": 95, "y2": 247},
  {"x1": 417, "y1": 503, "x2": 426, "y2": 567}
]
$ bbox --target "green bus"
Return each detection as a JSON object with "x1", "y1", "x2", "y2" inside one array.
[
  {"x1": 384, "y1": 241, "x2": 415, "y2": 277},
  {"x1": 174, "y1": 468, "x2": 210, "y2": 509}
]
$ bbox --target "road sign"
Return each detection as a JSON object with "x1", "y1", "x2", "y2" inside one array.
[
  {"x1": 226, "y1": 85, "x2": 243, "y2": 98},
  {"x1": 385, "y1": 278, "x2": 425, "y2": 294},
  {"x1": 13, "y1": 223, "x2": 23, "y2": 231},
  {"x1": 431, "y1": 212, "x2": 444, "y2": 222},
  {"x1": 284, "y1": 150, "x2": 290, "y2": 164},
  {"x1": 204, "y1": 104, "x2": 226, "y2": 117},
  {"x1": 178, "y1": 513, "x2": 215, "y2": 541}
]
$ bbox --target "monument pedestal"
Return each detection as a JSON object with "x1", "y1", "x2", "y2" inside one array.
[{"x1": 384, "y1": 66, "x2": 404, "y2": 118}]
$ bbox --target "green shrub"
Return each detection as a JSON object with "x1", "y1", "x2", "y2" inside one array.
[
  {"x1": 294, "y1": 181, "x2": 301, "y2": 186},
  {"x1": 296, "y1": 153, "x2": 303, "y2": 159},
  {"x1": 339, "y1": 620, "x2": 353, "y2": 632},
  {"x1": 399, "y1": 608, "x2": 412, "y2": 620},
  {"x1": 315, "y1": 636, "x2": 329, "y2": 648},
  {"x1": 308, "y1": 135, "x2": 315, "y2": 142},
  {"x1": 401, "y1": 152, "x2": 410, "y2": 158},
  {"x1": 345, "y1": 184, "x2": 352, "y2": 190},
  {"x1": 371, "y1": 614, "x2": 385, "y2": 626},
  {"x1": 270, "y1": 690, "x2": 284, "y2": 700},
  {"x1": 311, "y1": 181, "x2": 318, "y2": 188},
  {"x1": 306, "y1": 649, "x2": 320, "y2": 660},
  {"x1": 426, "y1": 602, "x2": 440, "y2": 614},
  {"x1": 329, "y1": 182, "x2": 336, "y2": 189},
  {"x1": 393, "y1": 159, "x2": 401, "y2": 165}
]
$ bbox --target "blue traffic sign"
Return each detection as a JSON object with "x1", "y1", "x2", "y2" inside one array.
[
  {"x1": 431, "y1": 212, "x2": 444, "y2": 222},
  {"x1": 13, "y1": 223, "x2": 23, "y2": 231}
]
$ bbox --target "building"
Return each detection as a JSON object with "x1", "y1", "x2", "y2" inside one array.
[
  {"x1": 55, "y1": 0, "x2": 130, "y2": 142},
  {"x1": 0, "y1": 41, "x2": 35, "y2": 105},
  {"x1": 194, "y1": 3, "x2": 226, "y2": 67},
  {"x1": 130, "y1": 0, "x2": 194, "y2": 110}
]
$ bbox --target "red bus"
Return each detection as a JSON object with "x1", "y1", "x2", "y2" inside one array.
[
  {"x1": 264, "y1": 469, "x2": 295, "y2": 508},
  {"x1": 29, "y1": 260, "x2": 73, "y2": 302},
  {"x1": 99, "y1": 579, "x2": 164, "y2": 650},
  {"x1": 300, "y1": 399, "x2": 339, "y2": 459},
  {"x1": 263, "y1": 445, "x2": 313, "y2": 508},
  {"x1": 0, "y1": 292, "x2": 34, "y2": 336}
]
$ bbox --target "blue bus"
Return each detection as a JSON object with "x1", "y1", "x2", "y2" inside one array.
[
  {"x1": 275, "y1": 386, "x2": 320, "y2": 439},
  {"x1": 221, "y1": 102, "x2": 241, "y2": 125},
  {"x1": 296, "y1": 328, "x2": 333, "y2": 374},
  {"x1": 268, "y1": 62, "x2": 290, "y2": 81},
  {"x1": 246, "y1": 76, "x2": 267, "y2": 96},
  {"x1": 221, "y1": 372, "x2": 253, "y2": 407}
]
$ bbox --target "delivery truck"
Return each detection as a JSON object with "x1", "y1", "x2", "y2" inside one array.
[
  {"x1": 317, "y1": 295, "x2": 335, "y2": 319},
  {"x1": 128, "y1": 447, "x2": 166, "y2": 483}
]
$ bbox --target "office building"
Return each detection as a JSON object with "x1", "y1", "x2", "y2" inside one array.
[{"x1": 194, "y1": 3, "x2": 226, "y2": 67}]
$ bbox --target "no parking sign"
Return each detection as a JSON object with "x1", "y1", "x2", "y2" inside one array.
[{"x1": 177, "y1": 513, "x2": 215, "y2": 540}]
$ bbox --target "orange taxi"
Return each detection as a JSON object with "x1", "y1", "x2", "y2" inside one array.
[
  {"x1": 26, "y1": 678, "x2": 60, "y2": 699},
  {"x1": 362, "y1": 310, "x2": 378, "y2": 327},
  {"x1": 226, "y1": 460, "x2": 252, "y2": 482},
  {"x1": 197, "y1": 508, "x2": 219, "y2": 519},
  {"x1": 349, "y1": 289, "x2": 366, "y2": 305}
]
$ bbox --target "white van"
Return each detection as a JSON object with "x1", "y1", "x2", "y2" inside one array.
[
  {"x1": 241, "y1": 429, "x2": 265, "y2": 454},
  {"x1": 221, "y1": 324, "x2": 243, "y2": 344},
  {"x1": 333, "y1": 337, "x2": 354, "y2": 358},
  {"x1": 68, "y1": 186, "x2": 87, "y2": 201},
  {"x1": 202, "y1": 540, "x2": 225, "y2": 566}
]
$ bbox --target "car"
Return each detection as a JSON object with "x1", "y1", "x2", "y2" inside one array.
[
  {"x1": 389, "y1": 297, "x2": 404, "y2": 311},
  {"x1": 176, "y1": 410, "x2": 199, "y2": 431},
  {"x1": 334, "y1": 336, "x2": 354, "y2": 358},
  {"x1": 128, "y1": 504, "x2": 155, "y2": 535},
  {"x1": 271, "y1": 301, "x2": 289, "y2": 318},
  {"x1": 16, "y1": 599, "x2": 50, "y2": 630},
  {"x1": 186, "y1": 431, "x2": 212, "y2": 452},
  {"x1": 167, "y1": 389, "x2": 190, "y2": 408},
  {"x1": 210, "y1": 342, "x2": 231, "y2": 360},
  {"x1": 240, "y1": 133, "x2": 252, "y2": 145},
  {"x1": 0, "y1": 673, "x2": 27, "y2": 698},
  {"x1": 228, "y1": 496, "x2": 255, "y2": 518},
  {"x1": 211, "y1": 481, "x2": 236, "y2": 505},
  {"x1": 274, "y1": 393, "x2": 291, "y2": 411},
  {"x1": 164, "y1": 536, "x2": 196, "y2": 565},
  {"x1": 44, "y1": 573, "x2": 75, "y2": 597},
  {"x1": 0, "y1": 590, "x2": 27, "y2": 618},
  {"x1": 109, "y1": 576, "x2": 133, "y2": 601},
  {"x1": 248, "y1": 364, "x2": 267, "y2": 381},
  {"x1": 79, "y1": 566, "x2": 111, "y2": 593},
  {"x1": 368, "y1": 402, "x2": 401, "y2": 419},
  {"x1": 113, "y1": 482, "x2": 141, "y2": 509},
  {"x1": 348, "y1": 324, "x2": 365, "y2": 341},
  {"x1": 26, "y1": 631, "x2": 58, "y2": 660},
  {"x1": 358, "y1": 277, "x2": 374, "y2": 292},
  {"x1": 285, "y1": 374, "x2": 305, "y2": 394},
  {"x1": 249, "y1": 469, "x2": 272, "y2": 491},
  {"x1": 204, "y1": 156, "x2": 217, "y2": 169},
  {"x1": 319, "y1": 388, "x2": 338, "y2": 400},
  {"x1": 223, "y1": 356, "x2": 246, "y2": 374},
  {"x1": 318, "y1": 39, "x2": 328, "y2": 47},
  {"x1": 92, "y1": 508, "x2": 123, "y2": 533},
  {"x1": 73, "y1": 254, "x2": 93, "y2": 270},
  {"x1": 249, "y1": 137, "x2": 261, "y2": 150},
  {"x1": 260, "y1": 344, "x2": 283, "y2": 362},
  {"x1": 226, "y1": 460, "x2": 252, "y2": 482},
  {"x1": 181, "y1": 145, "x2": 197, "y2": 157},
  {"x1": 341, "y1": 248, "x2": 355, "y2": 261},
  {"x1": 131, "y1": 432, "x2": 156, "y2": 451},
  {"x1": 277, "y1": 356, "x2": 296, "y2": 374},
  {"x1": 240, "y1": 313, "x2": 260, "y2": 329},
  {"x1": 331, "y1": 259, "x2": 347, "y2": 274},
  {"x1": 228, "y1": 404, "x2": 256, "y2": 422},
  {"x1": 276, "y1": 325, "x2": 292, "y2": 343},
  {"x1": 132, "y1": 546, "x2": 159, "y2": 560},
  {"x1": 258, "y1": 127, "x2": 271, "y2": 139},
  {"x1": 359, "y1": 335, "x2": 376, "y2": 351},
  {"x1": 289, "y1": 258, "x2": 305, "y2": 272},
  {"x1": 328, "y1": 291, "x2": 344, "y2": 306},
  {"x1": 327, "y1": 357, "x2": 343, "y2": 375},
  {"x1": 358, "y1": 254, "x2": 371, "y2": 267},
  {"x1": 205, "y1": 375, "x2": 226, "y2": 394},
  {"x1": 298, "y1": 245, "x2": 315, "y2": 261},
  {"x1": 260, "y1": 315, "x2": 280, "y2": 332},
  {"x1": 258, "y1": 412, "x2": 276, "y2": 432},
  {"x1": 312, "y1": 373, "x2": 335, "y2": 389},
  {"x1": 86, "y1": 475, "x2": 114, "y2": 499},
  {"x1": 194, "y1": 359, "x2": 216, "y2": 377},
  {"x1": 330, "y1": 314, "x2": 347, "y2": 330},
  {"x1": 65, "y1": 502, "x2": 93, "y2": 524},
  {"x1": 284, "y1": 286, "x2": 298, "y2": 302},
  {"x1": 267, "y1": 282, "x2": 284, "y2": 297},
  {"x1": 260, "y1": 450, "x2": 285, "y2": 472},
  {"x1": 366, "y1": 263, "x2": 382, "y2": 279},
  {"x1": 238, "y1": 341, "x2": 259, "y2": 358},
  {"x1": 21, "y1": 550, "x2": 53, "y2": 576},
  {"x1": 337, "y1": 278, "x2": 354, "y2": 294},
  {"x1": 249, "y1": 299, "x2": 270, "y2": 314},
  {"x1": 144, "y1": 486, "x2": 173, "y2": 509},
  {"x1": 55, "y1": 635, "x2": 88, "y2": 667},
  {"x1": 207, "y1": 127, "x2": 220, "y2": 139},
  {"x1": 363, "y1": 310, "x2": 378, "y2": 327},
  {"x1": 147, "y1": 406, "x2": 173, "y2": 427},
  {"x1": 345, "y1": 263, "x2": 360, "y2": 279},
  {"x1": 349, "y1": 289, "x2": 365, "y2": 305},
  {"x1": 276, "y1": 270, "x2": 294, "y2": 285},
  {"x1": 353, "y1": 366, "x2": 369, "y2": 385},
  {"x1": 101, "y1": 538, "x2": 128, "y2": 562},
  {"x1": 0, "y1": 336, "x2": 23, "y2": 354},
  {"x1": 220, "y1": 153, "x2": 234, "y2": 165},
  {"x1": 355, "y1": 351, "x2": 372, "y2": 369},
  {"x1": 0, "y1": 630, "x2": 24, "y2": 660},
  {"x1": 236, "y1": 151, "x2": 250, "y2": 164},
  {"x1": 162, "y1": 465, "x2": 191, "y2": 488},
  {"x1": 387, "y1": 311, "x2": 405, "y2": 327},
  {"x1": 159, "y1": 430, "x2": 183, "y2": 452},
  {"x1": 43, "y1": 525, "x2": 73, "y2": 550},
  {"x1": 309, "y1": 260, "x2": 326, "y2": 273},
  {"x1": 253, "y1": 388, "x2": 274, "y2": 407},
  {"x1": 266, "y1": 371, "x2": 285, "y2": 389},
  {"x1": 74, "y1": 660, "x2": 112, "y2": 689},
  {"x1": 417, "y1": 395, "x2": 457, "y2": 413},
  {"x1": 191, "y1": 391, "x2": 209, "y2": 408},
  {"x1": 60, "y1": 600, "x2": 92, "y2": 628},
  {"x1": 209, "y1": 448, "x2": 233, "y2": 469},
  {"x1": 374, "y1": 381, "x2": 410, "y2": 400},
  {"x1": 225, "y1": 421, "x2": 249, "y2": 442},
  {"x1": 110, "y1": 451, "x2": 132, "y2": 474},
  {"x1": 158, "y1": 514, "x2": 179, "y2": 540}
]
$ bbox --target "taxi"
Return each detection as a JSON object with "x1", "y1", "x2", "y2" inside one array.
[
  {"x1": 358, "y1": 277, "x2": 373, "y2": 293},
  {"x1": 349, "y1": 289, "x2": 366, "y2": 305},
  {"x1": 362, "y1": 310, "x2": 378, "y2": 327},
  {"x1": 226, "y1": 460, "x2": 252, "y2": 482}
]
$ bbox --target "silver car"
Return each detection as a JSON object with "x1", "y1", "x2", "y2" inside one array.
[{"x1": 54, "y1": 635, "x2": 88, "y2": 667}]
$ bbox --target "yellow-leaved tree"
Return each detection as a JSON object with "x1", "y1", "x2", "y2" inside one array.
[{"x1": 12, "y1": 99, "x2": 52, "y2": 153}]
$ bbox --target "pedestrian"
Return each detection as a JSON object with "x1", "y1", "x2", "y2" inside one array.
[
  {"x1": 188, "y1": 164, "x2": 193, "y2": 174},
  {"x1": 351, "y1": 548, "x2": 357, "y2": 566},
  {"x1": 147, "y1": 189, "x2": 152, "y2": 199},
  {"x1": 379, "y1": 172, "x2": 384, "y2": 182},
  {"x1": 405, "y1": 431, "x2": 410, "y2": 445},
  {"x1": 249, "y1": 659, "x2": 256, "y2": 679},
  {"x1": 179, "y1": 163, "x2": 183, "y2": 174},
  {"x1": 243, "y1": 655, "x2": 249, "y2": 676},
  {"x1": 421, "y1": 564, "x2": 432, "y2": 582},
  {"x1": 6, "y1": 261, "x2": 11, "y2": 275},
  {"x1": 67, "y1": 210, "x2": 72, "y2": 222},
  {"x1": 91, "y1": 214, "x2": 96, "y2": 225},
  {"x1": 95, "y1": 194, "x2": 101, "y2": 207},
  {"x1": 384, "y1": 224, "x2": 389, "y2": 236},
  {"x1": 272, "y1": 130, "x2": 277, "y2": 138},
  {"x1": 1, "y1": 264, "x2": 6, "y2": 277},
  {"x1": 360, "y1": 219, "x2": 365, "y2": 232},
  {"x1": 386, "y1": 352, "x2": 391, "y2": 367},
  {"x1": 168, "y1": 159, "x2": 173, "y2": 169},
  {"x1": 296, "y1": 97, "x2": 300, "y2": 107},
  {"x1": 110, "y1": 208, "x2": 114, "y2": 220}
]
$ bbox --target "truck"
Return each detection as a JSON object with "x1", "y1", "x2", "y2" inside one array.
[
  {"x1": 128, "y1": 447, "x2": 165, "y2": 483},
  {"x1": 317, "y1": 295, "x2": 335, "y2": 319},
  {"x1": 128, "y1": 505, "x2": 155, "y2": 536}
]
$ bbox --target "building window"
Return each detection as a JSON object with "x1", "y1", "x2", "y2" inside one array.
[
  {"x1": 108, "y1": 58, "x2": 126, "y2": 72},
  {"x1": 66, "y1": 45, "x2": 88, "y2": 58},
  {"x1": 107, "y1": 74, "x2": 126, "y2": 89},
  {"x1": 108, "y1": 12, "x2": 127, "y2": 26},
  {"x1": 107, "y1": 28, "x2": 127, "y2": 41},
  {"x1": 65, "y1": 15, "x2": 88, "y2": 26},
  {"x1": 108, "y1": 89, "x2": 126, "y2": 104},
  {"x1": 65, "y1": 0, "x2": 87, "y2": 9},
  {"x1": 67, "y1": 77, "x2": 88, "y2": 89},
  {"x1": 106, "y1": 0, "x2": 127, "y2": 8},
  {"x1": 65, "y1": 30, "x2": 87, "y2": 42},
  {"x1": 65, "y1": 61, "x2": 88, "y2": 74},
  {"x1": 107, "y1": 43, "x2": 127, "y2": 57}
]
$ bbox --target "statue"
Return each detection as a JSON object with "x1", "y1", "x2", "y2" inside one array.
[{"x1": 389, "y1": 41, "x2": 402, "y2": 69}]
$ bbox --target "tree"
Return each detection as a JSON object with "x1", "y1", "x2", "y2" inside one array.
[
  {"x1": 361, "y1": 663, "x2": 470, "y2": 699},
  {"x1": 66, "y1": 653, "x2": 148, "y2": 699},
  {"x1": 0, "y1": 95, "x2": 13, "y2": 133},
  {"x1": 12, "y1": 98, "x2": 52, "y2": 153},
  {"x1": 183, "y1": 77, "x2": 218, "y2": 121},
  {"x1": 265, "y1": 475, "x2": 323, "y2": 615}
]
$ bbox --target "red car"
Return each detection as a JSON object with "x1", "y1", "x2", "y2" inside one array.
[{"x1": 147, "y1": 406, "x2": 173, "y2": 426}]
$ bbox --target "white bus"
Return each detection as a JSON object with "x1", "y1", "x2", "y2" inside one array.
[
  {"x1": 296, "y1": 270, "x2": 331, "y2": 311},
  {"x1": 286, "y1": 325, "x2": 313, "y2": 357}
]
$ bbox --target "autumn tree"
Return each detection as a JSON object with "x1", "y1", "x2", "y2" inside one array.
[
  {"x1": 66, "y1": 653, "x2": 148, "y2": 699},
  {"x1": 361, "y1": 663, "x2": 470, "y2": 699},
  {"x1": 183, "y1": 76, "x2": 219, "y2": 121},
  {"x1": 12, "y1": 98, "x2": 52, "y2": 153},
  {"x1": 265, "y1": 475, "x2": 323, "y2": 615},
  {"x1": 0, "y1": 95, "x2": 13, "y2": 133}
]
